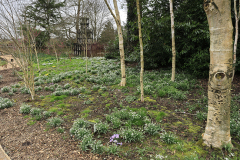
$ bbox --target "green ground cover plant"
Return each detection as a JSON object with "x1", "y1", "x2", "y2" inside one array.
[
  {"x1": 6, "y1": 56, "x2": 239, "y2": 160},
  {"x1": 19, "y1": 103, "x2": 32, "y2": 114},
  {"x1": 1, "y1": 86, "x2": 10, "y2": 93},
  {"x1": 0, "y1": 97, "x2": 14, "y2": 109},
  {"x1": 47, "y1": 117, "x2": 64, "y2": 127}
]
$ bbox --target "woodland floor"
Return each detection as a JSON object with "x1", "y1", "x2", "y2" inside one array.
[
  {"x1": 0, "y1": 68, "x2": 122, "y2": 160},
  {"x1": 0, "y1": 67, "x2": 240, "y2": 160}
]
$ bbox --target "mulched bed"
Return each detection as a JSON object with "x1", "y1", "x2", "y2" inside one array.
[
  {"x1": 0, "y1": 69, "x2": 121, "y2": 160},
  {"x1": 0, "y1": 68, "x2": 240, "y2": 159}
]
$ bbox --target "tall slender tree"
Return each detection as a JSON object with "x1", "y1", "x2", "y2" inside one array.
[
  {"x1": 104, "y1": 0, "x2": 126, "y2": 86},
  {"x1": 202, "y1": 0, "x2": 233, "y2": 148},
  {"x1": 170, "y1": 0, "x2": 176, "y2": 81},
  {"x1": 76, "y1": 0, "x2": 81, "y2": 43},
  {"x1": 136, "y1": 0, "x2": 144, "y2": 102},
  {"x1": 233, "y1": 0, "x2": 240, "y2": 80}
]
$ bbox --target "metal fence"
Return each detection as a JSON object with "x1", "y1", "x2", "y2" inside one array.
[{"x1": 73, "y1": 43, "x2": 106, "y2": 57}]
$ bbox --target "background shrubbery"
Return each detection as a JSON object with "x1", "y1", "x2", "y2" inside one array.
[{"x1": 105, "y1": 0, "x2": 240, "y2": 78}]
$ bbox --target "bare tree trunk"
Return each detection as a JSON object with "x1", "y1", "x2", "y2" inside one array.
[
  {"x1": 85, "y1": 39, "x2": 88, "y2": 74},
  {"x1": 85, "y1": 16, "x2": 88, "y2": 74},
  {"x1": 113, "y1": 0, "x2": 126, "y2": 86},
  {"x1": 170, "y1": 0, "x2": 176, "y2": 82},
  {"x1": 28, "y1": 27, "x2": 40, "y2": 72},
  {"x1": 232, "y1": 0, "x2": 239, "y2": 81},
  {"x1": 202, "y1": 0, "x2": 233, "y2": 148},
  {"x1": 136, "y1": 0, "x2": 144, "y2": 102},
  {"x1": 76, "y1": 0, "x2": 81, "y2": 43},
  {"x1": 104, "y1": 0, "x2": 126, "y2": 86},
  {"x1": 52, "y1": 42, "x2": 59, "y2": 63},
  {"x1": 34, "y1": 48, "x2": 40, "y2": 72}
]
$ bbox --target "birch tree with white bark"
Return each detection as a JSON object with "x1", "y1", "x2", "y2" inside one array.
[
  {"x1": 136, "y1": 0, "x2": 144, "y2": 102},
  {"x1": 170, "y1": 0, "x2": 176, "y2": 81},
  {"x1": 202, "y1": 0, "x2": 233, "y2": 148},
  {"x1": 233, "y1": 0, "x2": 240, "y2": 80},
  {"x1": 104, "y1": 0, "x2": 126, "y2": 86}
]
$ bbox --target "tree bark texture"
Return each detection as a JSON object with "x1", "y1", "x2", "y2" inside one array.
[
  {"x1": 76, "y1": 0, "x2": 81, "y2": 43},
  {"x1": 170, "y1": 0, "x2": 176, "y2": 82},
  {"x1": 85, "y1": 17, "x2": 88, "y2": 74},
  {"x1": 233, "y1": 0, "x2": 239, "y2": 81},
  {"x1": 136, "y1": 0, "x2": 144, "y2": 102},
  {"x1": 202, "y1": 0, "x2": 233, "y2": 148},
  {"x1": 113, "y1": 0, "x2": 126, "y2": 86}
]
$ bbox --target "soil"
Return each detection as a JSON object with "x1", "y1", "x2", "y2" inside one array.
[{"x1": 0, "y1": 68, "x2": 240, "y2": 160}]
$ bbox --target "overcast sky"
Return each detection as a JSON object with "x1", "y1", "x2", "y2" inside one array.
[
  {"x1": 109, "y1": 0, "x2": 127, "y2": 28},
  {"x1": 119, "y1": 8, "x2": 127, "y2": 26}
]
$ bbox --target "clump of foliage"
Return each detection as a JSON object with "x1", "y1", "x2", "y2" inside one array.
[
  {"x1": 11, "y1": 83, "x2": 20, "y2": 88},
  {"x1": 1, "y1": 86, "x2": 10, "y2": 93},
  {"x1": 20, "y1": 87, "x2": 30, "y2": 94},
  {"x1": 105, "y1": 144, "x2": 119, "y2": 155},
  {"x1": 73, "y1": 128, "x2": 92, "y2": 140},
  {"x1": 80, "y1": 134, "x2": 93, "y2": 151},
  {"x1": 70, "y1": 118, "x2": 91, "y2": 140},
  {"x1": 30, "y1": 107, "x2": 42, "y2": 116},
  {"x1": 160, "y1": 132, "x2": 178, "y2": 144},
  {"x1": 196, "y1": 111, "x2": 207, "y2": 121},
  {"x1": 125, "y1": 95, "x2": 137, "y2": 103},
  {"x1": 43, "y1": 111, "x2": 52, "y2": 118},
  {"x1": 222, "y1": 143, "x2": 233, "y2": 153},
  {"x1": 11, "y1": 88, "x2": 17, "y2": 93},
  {"x1": 47, "y1": 117, "x2": 64, "y2": 127},
  {"x1": 35, "y1": 86, "x2": 42, "y2": 92},
  {"x1": 0, "y1": 97, "x2": 14, "y2": 109},
  {"x1": 52, "y1": 88, "x2": 80, "y2": 96},
  {"x1": 91, "y1": 140, "x2": 104, "y2": 154},
  {"x1": 111, "y1": 117, "x2": 121, "y2": 129},
  {"x1": 92, "y1": 85, "x2": 100, "y2": 91},
  {"x1": 119, "y1": 128, "x2": 144, "y2": 142},
  {"x1": 230, "y1": 100, "x2": 240, "y2": 141},
  {"x1": 95, "y1": 122, "x2": 109, "y2": 134},
  {"x1": 63, "y1": 83, "x2": 71, "y2": 89},
  {"x1": 57, "y1": 127, "x2": 65, "y2": 133},
  {"x1": 19, "y1": 103, "x2": 31, "y2": 114},
  {"x1": 144, "y1": 123, "x2": 162, "y2": 135}
]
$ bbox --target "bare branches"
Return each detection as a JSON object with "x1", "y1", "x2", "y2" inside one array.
[
  {"x1": 104, "y1": 0, "x2": 120, "y2": 26},
  {"x1": 0, "y1": 0, "x2": 36, "y2": 100}
]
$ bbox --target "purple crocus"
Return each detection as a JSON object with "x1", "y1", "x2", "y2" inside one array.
[{"x1": 110, "y1": 134, "x2": 120, "y2": 143}]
